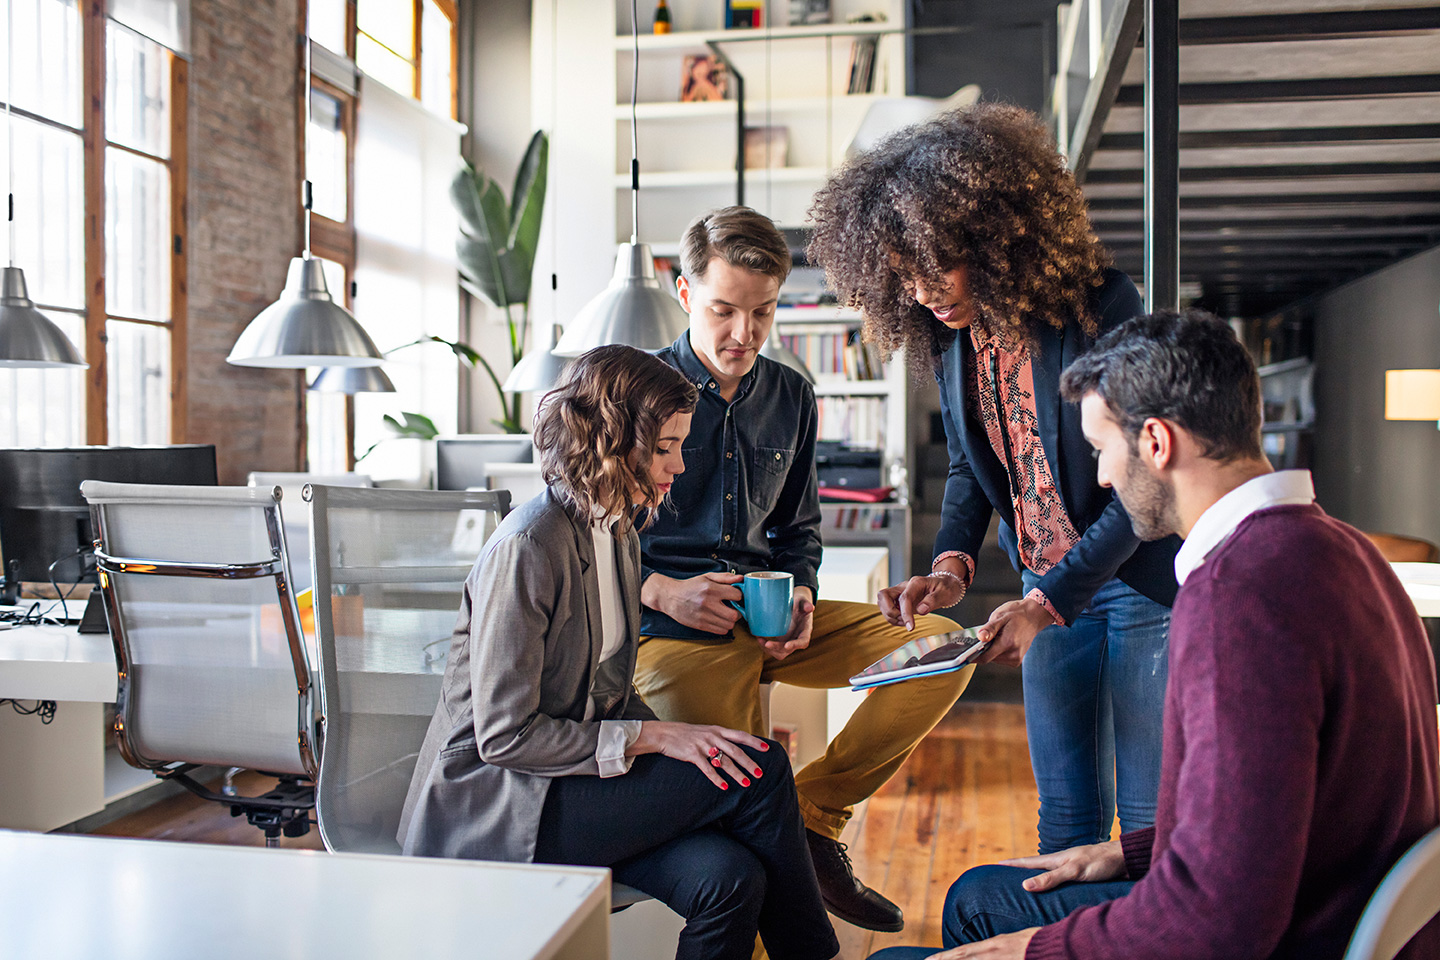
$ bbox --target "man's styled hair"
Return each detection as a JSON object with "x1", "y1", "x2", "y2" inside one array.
[
  {"x1": 679, "y1": 205, "x2": 792, "y2": 285},
  {"x1": 533, "y1": 344, "x2": 698, "y2": 532},
  {"x1": 1059, "y1": 309, "x2": 1264, "y2": 463}
]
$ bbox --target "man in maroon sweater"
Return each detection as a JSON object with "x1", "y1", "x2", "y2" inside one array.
[{"x1": 872, "y1": 309, "x2": 1440, "y2": 960}]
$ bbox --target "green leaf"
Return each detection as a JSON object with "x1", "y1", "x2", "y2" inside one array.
[
  {"x1": 509, "y1": 131, "x2": 548, "y2": 254},
  {"x1": 451, "y1": 163, "x2": 512, "y2": 308},
  {"x1": 383, "y1": 411, "x2": 440, "y2": 440}
]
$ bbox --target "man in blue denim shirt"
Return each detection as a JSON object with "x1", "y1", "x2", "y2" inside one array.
[{"x1": 635, "y1": 206, "x2": 974, "y2": 933}]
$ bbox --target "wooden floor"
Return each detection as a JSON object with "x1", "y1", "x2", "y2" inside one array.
[{"x1": 88, "y1": 701, "x2": 1037, "y2": 958}]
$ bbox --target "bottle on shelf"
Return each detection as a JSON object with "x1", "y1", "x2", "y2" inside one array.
[{"x1": 653, "y1": 0, "x2": 672, "y2": 34}]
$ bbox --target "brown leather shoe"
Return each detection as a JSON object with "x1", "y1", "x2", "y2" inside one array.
[{"x1": 805, "y1": 828, "x2": 904, "y2": 932}]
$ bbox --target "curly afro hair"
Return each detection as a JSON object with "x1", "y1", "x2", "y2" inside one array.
[{"x1": 806, "y1": 103, "x2": 1111, "y2": 379}]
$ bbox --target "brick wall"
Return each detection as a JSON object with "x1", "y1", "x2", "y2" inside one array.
[{"x1": 184, "y1": 0, "x2": 305, "y2": 483}]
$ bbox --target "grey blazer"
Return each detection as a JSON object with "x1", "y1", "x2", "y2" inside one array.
[{"x1": 397, "y1": 487, "x2": 658, "y2": 862}]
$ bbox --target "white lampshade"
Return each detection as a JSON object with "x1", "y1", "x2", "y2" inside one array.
[
  {"x1": 307, "y1": 365, "x2": 396, "y2": 393},
  {"x1": 553, "y1": 243, "x2": 689, "y2": 357},
  {"x1": 0, "y1": 267, "x2": 86, "y2": 368},
  {"x1": 503, "y1": 325, "x2": 571, "y2": 393},
  {"x1": 1385, "y1": 369, "x2": 1440, "y2": 421},
  {"x1": 228, "y1": 257, "x2": 384, "y2": 368}
]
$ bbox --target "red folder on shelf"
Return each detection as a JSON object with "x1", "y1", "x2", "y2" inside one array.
[{"x1": 817, "y1": 486, "x2": 894, "y2": 503}]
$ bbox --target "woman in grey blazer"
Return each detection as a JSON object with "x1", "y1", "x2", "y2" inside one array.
[{"x1": 399, "y1": 346, "x2": 838, "y2": 960}]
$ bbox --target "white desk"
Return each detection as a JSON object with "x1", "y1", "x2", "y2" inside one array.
[
  {"x1": 1391, "y1": 562, "x2": 1440, "y2": 618},
  {"x1": 0, "y1": 829, "x2": 611, "y2": 960},
  {"x1": 0, "y1": 621, "x2": 128, "y2": 831}
]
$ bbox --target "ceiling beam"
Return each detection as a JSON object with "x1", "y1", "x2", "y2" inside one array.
[
  {"x1": 1084, "y1": 161, "x2": 1440, "y2": 184},
  {"x1": 1098, "y1": 125, "x2": 1440, "y2": 150},
  {"x1": 1067, "y1": 0, "x2": 1144, "y2": 180},
  {"x1": 1089, "y1": 213, "x2": 1440, "y2": 232},
  {"x1": 1114, "y1": 75, "x2": 1440, "y2": 106},
  {"x1": 1176, "y1": 9, "x2": 1440, "y2": 44},
  {"x1": 1087, "y1": 190, "x2": 1440, "y2": 210}
]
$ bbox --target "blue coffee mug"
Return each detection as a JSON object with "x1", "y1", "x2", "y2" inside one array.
[{"x1": 728, "y1": 571, "x2": 794, "y2": 637}]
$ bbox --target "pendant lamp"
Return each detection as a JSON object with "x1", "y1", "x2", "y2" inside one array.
[
  {"x1": 308, "y1": 364, "x2": 396, "y2": 394},
  {"x1": 553, "y1": 0, "x2": 688, "y2": 357},
  {"x1": 227, "y1": 26, "x2": 382, "y2": 369},
  {"x1": 503, "y1": 325, "x2": 570, "y2": 393},
  {"x1": 0, "y1": 0, "x2": 85, "y2": 368}
]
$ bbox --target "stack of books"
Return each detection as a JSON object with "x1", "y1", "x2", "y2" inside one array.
[{"x1": 847, "y1": 36, "x2": 879, "y2": 93}]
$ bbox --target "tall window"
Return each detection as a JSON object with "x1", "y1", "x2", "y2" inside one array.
[
  {"x1": 304, "y1": 0, "x2": 457, "y2": 474},
  {"x1": 0, "y1": 0, "x2": 184, "y2": 448}
]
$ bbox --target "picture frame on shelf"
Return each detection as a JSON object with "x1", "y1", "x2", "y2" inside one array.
[
  {"x1": 744, "y1": 126, "x2": 790, "y2": 169},
  {"x1": 725, "y1": 0, "x2": 764, "y2": 29},
  {"x1": 788, "y1": 0, "x2": 830, "y2": 25},
  {"x1": 680, "y1": 54, "x2": 729, "y2": 102}
]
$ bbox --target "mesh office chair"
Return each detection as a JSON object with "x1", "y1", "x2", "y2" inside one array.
[
  {"x1": 81, "y1": 481, "x2": 317, "y2": 845},
  {"x1": 1343, "y1": 826, "x2": 1440, "y2": 960},
  {"x1": 307, "y1": 484, "x2": 511, "y2": 854}
]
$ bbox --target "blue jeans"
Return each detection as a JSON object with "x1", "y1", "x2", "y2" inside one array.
[
  {"x1": 869, "y1": 865, "x2": 1135, "y2": 958},
  {"x1": 1021, "y1": 571, "x2": 1170, "y2": 853}
]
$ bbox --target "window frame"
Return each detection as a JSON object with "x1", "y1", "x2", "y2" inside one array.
[{"x1": 77, "y1": 2, "x2": 187, "y2": 445}]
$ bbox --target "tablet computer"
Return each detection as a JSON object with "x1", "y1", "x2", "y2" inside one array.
[{"x1": 849, "y1": 627, "x2": 987, "y2": 690}]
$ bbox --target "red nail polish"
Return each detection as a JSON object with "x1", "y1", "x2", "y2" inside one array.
[
  {"x1": 720, "y1": 782, "x2": 728, "y2": 790},
  {"x1": 760, "y1": 743, "x2": 769, "y2": 750},
  {"x1": 754, "y1": 769, "x2": 762, "y2": 777},
  {"x1": 741, "y1": 778, "x2": 750, "y2": 787}
]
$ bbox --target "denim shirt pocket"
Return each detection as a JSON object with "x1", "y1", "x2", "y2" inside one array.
[
  {"x1": 749, "y1": 445, "x2": 794, "y2": 511},
  {"x1": 672, "y1": 444, "x2": 714, "y2": 513}
]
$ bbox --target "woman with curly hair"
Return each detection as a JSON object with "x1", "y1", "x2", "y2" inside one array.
[
  {"x1": 807, "y1": 104, "x2": 1180, "y2": 854},
  {"x1": 399, "y1": 345, "x2": 838, "y2": 960}
]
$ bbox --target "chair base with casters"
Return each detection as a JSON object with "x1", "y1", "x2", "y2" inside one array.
[
  {"x1": 1343, "y1": 826, "x2": 1440, "y2": 960},
  {"x1": 157, "y1": 764, "x2": 315, "y2": 846}
]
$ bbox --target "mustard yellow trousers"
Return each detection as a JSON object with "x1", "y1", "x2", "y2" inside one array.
[{"x1": 636, "y1": 600, "x2": 972, "y2": 840}]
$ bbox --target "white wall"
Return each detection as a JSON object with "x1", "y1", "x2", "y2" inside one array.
[{"x1": 1312, "y1": 244, "x2": 1440, "y2": 543}]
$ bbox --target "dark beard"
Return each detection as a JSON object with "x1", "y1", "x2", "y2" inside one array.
[{"x1": 1119, "y1": 453, "x2": 1178, "y2": 541}]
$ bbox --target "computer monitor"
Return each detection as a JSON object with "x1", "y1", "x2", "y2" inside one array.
[
  {"x1": 434, "y1": 435, "x2": 533, "y2": 491},
  {"x1": 0, "y1": 445, "x2": 219, "y2": 585}
]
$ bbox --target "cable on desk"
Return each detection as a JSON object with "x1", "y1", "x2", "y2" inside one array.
[{"x1": 1, "y1": 699, "x2": 57, "y2": 724}]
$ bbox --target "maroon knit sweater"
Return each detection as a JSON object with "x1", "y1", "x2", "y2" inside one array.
[{"x1": 1028, "y1": 504, "x2": 1440, "y2": 960}]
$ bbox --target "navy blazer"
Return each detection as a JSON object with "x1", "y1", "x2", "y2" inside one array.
[{"x1": 934, "y1": 268, "x2": 1179, "y2": 623}]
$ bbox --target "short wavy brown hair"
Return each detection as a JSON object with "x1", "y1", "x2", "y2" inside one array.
[
  {"x1": 533, "y1": 345, "x2": 698, "y2": 532},
  {"x1": 806, "y1": 103, "x2": 1111, "y2": 378}
]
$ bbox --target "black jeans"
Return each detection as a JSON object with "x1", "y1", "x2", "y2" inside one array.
[{"x1": 533, "y1": 738, "x2": 838, "y2": 960}]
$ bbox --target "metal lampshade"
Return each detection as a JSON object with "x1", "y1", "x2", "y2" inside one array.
[
  {"x1": 0, "y1": 266, "x2": 86, "y2": 368},
  {"x1": 307, "y1": 364, "x2": 396, "y2": 394},
  {"x1": 228, "y1": 257, "x2": 384, "y2": 368},
  {"x1": 503, "y1": 325, "x2": 571, "y2": 393},
  {"x1": 553, "y1": 243, "x2": 689, "y2": 357},
  {"x1": 760, "y1": 336, "x2": 815, "y2": 385}
]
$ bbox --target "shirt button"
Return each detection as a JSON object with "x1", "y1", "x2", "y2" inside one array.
[
  {"x1": 708, "y1": 381, "x2": 716, "y2": 388},
  {"x1": 710, "y1": 553, "x2": 717, "y2": 559},
  {"x1": 723, "y1": 535, "x2": 731, "y2": 541},
  {"x1": 725, "y1": 494, "x2": 732, "y2": 500},
  {"x1": 726, "y1": 452, "x2": 733, "y2": 459},
  {"x1": 774, "y1": 452, "x2": 782, "y2": 461}
]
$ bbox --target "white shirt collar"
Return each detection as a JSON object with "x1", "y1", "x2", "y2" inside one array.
[{"x1": 1174, "y1": 470, "x2": 1316, "y2": 585}]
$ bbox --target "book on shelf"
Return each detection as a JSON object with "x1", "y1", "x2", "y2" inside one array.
[
  {"x1": 823, "y1": 505, "x2": 894, "y2": 531},
  {"x1": 847, "y1": 35, "x2": 879, "y2": 94},
  {"x1": 817, "y1": 396, "x2": 885, "y2": 449},
  {"x1": 777, "y1": 328, "x2": 886, "y2": 381}
]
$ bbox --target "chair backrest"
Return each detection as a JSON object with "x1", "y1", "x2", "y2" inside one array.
[
  {"x1": 81, "y1": 480, "x2": 316, "y2": 778},
  {"x1": 1344, "y1": 826, "x2": 1440, "y2": 960},
  {"x1": 247, "y1": 472, "x2": 373, "y2": 594},
  {"x1": 307, "y1": 483, "x2": 511, "y2": 854}
]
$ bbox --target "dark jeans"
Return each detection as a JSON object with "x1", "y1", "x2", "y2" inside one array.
[
  {"x1": 868, "y1": 865, "x2": 1134, "y2": 959},
  {"x1": 533, "y1": 738, "x2": 838, "y2": 960},
  {"x1": 1021, "y1": 571, "x2": 1170, "y2": 853}
]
